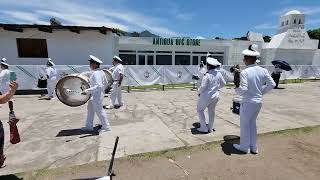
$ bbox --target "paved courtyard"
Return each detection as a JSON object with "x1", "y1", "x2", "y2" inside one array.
[{"x1": 0, "y1": 82, "x2": 320, "y2": 175}]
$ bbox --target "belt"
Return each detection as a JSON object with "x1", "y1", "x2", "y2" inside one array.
[{"x1": 114, "y1": 80, "x2": 119, "y2": 81}]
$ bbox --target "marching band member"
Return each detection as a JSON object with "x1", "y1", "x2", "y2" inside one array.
[
  {"x1": 233, "y1": 44, "x2": 275, "y2": 154},
  {"x1": 272, "y1": 64, "x2": 282, "y2": 89},
  {"x1": 106, "y1": 56, "x2": 124, "y2": 109},
  {"x1": 196, "y1": 61, "x2": 207, "y2": 89},
  {"x1": 82, "y1": 55, "x2": 111, "y2": 134},
  {"x1": 46, "y1": 58, "x2": 57, "y2": 100},
  {"x1": 0, "y1": 58, "x2": 19, "y2": 122},
  {"x1": 197, "y1": 57, "x2": 226, "y2": 133},
  {"x1": 0, "y1": 81, "x2": 18, "y2": 168}
]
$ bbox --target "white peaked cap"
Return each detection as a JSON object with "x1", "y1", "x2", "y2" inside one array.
[
  {"x1": 1, "y1": 58, "x2": 9, "y2": 66},
  {"x1": 242, "y1": 44, "x2": 260, "y2": 57},
  {"x1": 113, "y1": 56, "x2": 122, "y2": 62},
  {"x1": 206, "y1": 57, "x2": 220, "y2": 66},
  {"x1": 89, "y1": 55, "x2": 103, "y2": 64}
]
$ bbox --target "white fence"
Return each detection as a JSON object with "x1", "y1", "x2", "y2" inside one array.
[{"x1": 8, "y1": 65, "x2": 320, "y2": 90}]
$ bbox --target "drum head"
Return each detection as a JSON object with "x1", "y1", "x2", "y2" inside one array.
[
  {"x1": 103, "y1": 69, "x2": 114, "y2": 93},
  {"x1": 56, "y1": 75, "x2": 91, "y2": 107}
]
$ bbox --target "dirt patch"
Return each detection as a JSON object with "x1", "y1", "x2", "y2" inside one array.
[{"x1": 7, "y1": 126, "x2": 320, "y2": 180}]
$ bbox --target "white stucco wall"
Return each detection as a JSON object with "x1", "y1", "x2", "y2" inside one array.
[{"x1": 0, "y1": 28, "x2": 117, "y2": 65}]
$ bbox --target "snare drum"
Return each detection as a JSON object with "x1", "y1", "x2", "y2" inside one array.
[{"x1": 232, "y1": 97, "x2": 242, "y2": 115}]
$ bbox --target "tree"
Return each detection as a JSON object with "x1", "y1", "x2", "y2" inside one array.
[
  {"x1": 307, "y1": 28, "x2": 320, "y2": 49},
  {"x1": 263, "y1": 36, "x2": 271, "y2": 42}
]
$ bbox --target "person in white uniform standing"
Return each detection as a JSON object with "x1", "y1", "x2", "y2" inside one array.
[
  {"x1": 233, "y1": 44, "x2": 275, "y2": 154},
  {"x1": 196, "y1": 61, "x2": 207, "y2": 89},
  {"x1": 106, "y1": 56, "x2": 124, "y2": 109},
  {"x1": 197, "y1": 57, "x2": 226, "y2": 133},
  {"x1": 0, "y1": 58, "x2": 19, "y2": 121},
  {"x1": 81, "y1": 55, "x2": 111, "y2": 134},
  {"x1": 46, "y1": 58, "x2": 57, "y2": 100}
]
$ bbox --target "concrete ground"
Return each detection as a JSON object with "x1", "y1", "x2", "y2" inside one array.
[{"x1": 0, "y1": 82, "x2": 319, "y2": 175}]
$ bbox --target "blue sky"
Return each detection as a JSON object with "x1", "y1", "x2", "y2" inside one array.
[{"x1": 0, "y1": 0, "x2": 319, "y2": 38}]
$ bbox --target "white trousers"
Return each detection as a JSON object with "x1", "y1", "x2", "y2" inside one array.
[
  {"x1": 86, "y1": 99, "x2": 110, "y2": 129},
  {"x1": 197, "y1": 96, "x2": 219, "y2": 130},
  {"x1": 110, "y1": 82, "x2": 123, "y2": 107},
  {"x1": 239, "y1": 101, "x2": 262, "y2": 151},
  {"x1": 47, "y1": 81, "x2": 56, "y2": 98}
]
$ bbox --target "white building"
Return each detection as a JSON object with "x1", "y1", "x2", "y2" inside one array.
[
  {"x1": 0, "y1": 10, "x2": 319, "y2": 66},
  {"x1": 0, "y1": 24, "x2": 119, "y2": 65}
]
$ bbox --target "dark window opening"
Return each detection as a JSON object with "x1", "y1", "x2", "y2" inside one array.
[
  {"x1": 138, "y1": 51, "x2": 154, "y2": 53},
  {"x1": 294, "y1": 19, "x2": 296, "y2": 24},
  {"x1": 119, "y1": 50, "x2": 136, "y2": 53},
  {"x1": 175, "y1": 51, "x2": 191, "y2": 54},
  {"x1": 119, "y1": 54, "x2": 136, "y2": 65},
  {"x1": 156, "y1": 51, "x2": 172, "y2": 53},
  {"x1": 16, "y1": 38, "x2": 48, "y2": 58},
  {"x1": 175, "y1": 55, "x2": 190, "y2": 65},
  {"x1": 286, "y1": 20, "x2": 288, "y2": 25},
  {"x1": 193, "y1": 52, "x2": 207, "y2": 54},
  {"x1": 299, "y1": 19, "x2": 302, "y2": 24},
  {"x1": 139, "y1": 55, "x2": 145, "y2": 65},
  {"x1": 147, "y1": 55, "x2": 154, "y2": 65},
  {"x1": 281, "y1": 22, "x2": 284, "y2": 26},
  {"x1": 156, "y1": 55, "x2": 172, "y2": 65},
  {"x1": 201, "y1": 56, "x2": 207, "y2": 65},
  {"x1": 192, "y1": 56, "x2": 199, "y2": 65}
]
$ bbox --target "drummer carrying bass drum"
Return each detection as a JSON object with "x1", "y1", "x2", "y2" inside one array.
[{"x1": 81, "y1": 55, "x2": 111, "y2": 134}]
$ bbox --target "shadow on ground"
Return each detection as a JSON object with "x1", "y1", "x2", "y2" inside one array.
[
  {"x1": 56, "y1": 125, "x2": 102, "y2": 137},
  {"x1": 221, "y1": 135, "x2": 248, "y2": 155},
  {"x1": 0, "y1": 175, "x2": 23, "y2": 180},
  {"x1": 191, "y1": 122, "x2": 209, "y2": 135}
]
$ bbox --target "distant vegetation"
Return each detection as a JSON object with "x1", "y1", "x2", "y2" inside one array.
[{"x1": 307, "y1": 28, "x2": 320, "y2": 49}]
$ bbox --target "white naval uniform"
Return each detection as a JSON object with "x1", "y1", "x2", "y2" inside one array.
[
  {"x1": 46, "y1": 66, "x2": 57, "y2": 98},
  {"x1": 0, "y1": 69, "x2": 11, "y2": 95},
  {"x1": 197, "y1": 67, "x2": 207, "y2": 89},
  {"x1": 197, "y1": 69, "x2": 226, "y2": 131},
  {"x1": 85, "y1": 70, "x2": 110, "y2": 130},
  {"x1": 110, "y1": 63, "x2": 124, "y2": 107},
  {"x1": 235, "y1": 64, "x2": 275, "y2": 151}
]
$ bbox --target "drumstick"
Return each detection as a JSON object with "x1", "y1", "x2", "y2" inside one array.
[{"x1": 64, "y1": 88, "x2": 83, "y2": 94}]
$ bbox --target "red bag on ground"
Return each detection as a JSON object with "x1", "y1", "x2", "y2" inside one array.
[{"x1": 9, "y1": 123, "x2": 20, "y2": 144}]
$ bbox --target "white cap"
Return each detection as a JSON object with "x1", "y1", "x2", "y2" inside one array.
[
  {"x1": 1, "y1": 58, "x2": 9, "y2": 66},
  {"x1": 206, "y1": 53, "x2": 212, "y2": 58},
  {"x1": 242, "y1": 44, "x2": 260, "y2": 57},
  {"x1": 256, "y1": 59, "x2": 261, "y2": 64},
  {"x1": 89, "y1": 55, "x2": 103, "y2": 64},
  {"x1": 206, "y1": 57, "x2": 220, "y2": 66},
  {"x1": 113, "y1": 56, "x2": 122, "y2": 62}
]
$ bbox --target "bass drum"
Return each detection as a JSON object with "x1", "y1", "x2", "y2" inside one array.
[{"x1": 56, "y1": 73, "x2": 91, "y2": 107}]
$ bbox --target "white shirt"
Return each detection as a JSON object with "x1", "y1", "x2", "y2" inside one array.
[
  {"x1": 86, "y1": 70, "x2": 107, "y2": 97},
  {"x1": 236, "y1": 64, "x2": 275, "y2": 103},
  {"x1": 274, "y1": 67, "x2": 283, "y2": 74},
  {"x1": 198, "y1": 69, "x2": 226, "y2": 99},
  {"x1": 112, "y1": 63, "x2": 124, "y2": 81},
  {"x1": 197, "y1": 67, "x2": 207, "y2": 80},
  {"x1": 46, "y1": 67, "x2": 57, "y2": 81},
  {"x1": 0, "y1": 69, "x2": 10, "y2": 92}
]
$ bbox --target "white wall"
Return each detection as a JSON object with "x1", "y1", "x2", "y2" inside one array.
[{"x1": 0, "y1": 29, "x2": 117, "y2": 65}]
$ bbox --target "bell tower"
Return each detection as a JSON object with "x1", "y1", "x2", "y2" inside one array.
[{"x1": 277, "y1": 10, "x2": 305, "y2": 34}]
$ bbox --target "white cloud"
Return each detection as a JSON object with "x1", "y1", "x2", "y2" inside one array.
[
  {"x1": 0, "y1": 0, "x2": 180, "y2": 37},
  {"x1": 254, "y1": 23, "x2": 277, "y2": 30},
  {"x1": 273, "y1": 6, "x2": 320, "y2": 16},
  {"x1": 195, "y1": 36, "x2": 206, "y2": 39}
]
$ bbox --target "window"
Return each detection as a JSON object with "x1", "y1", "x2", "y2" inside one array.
[
  {"x1": 175, "y1": 55, "x2": 190, "y2": 65},
  {"x1": 193, "y1": 52, "x2": 207, "y2": 54},
  {"x1": 138, "y1": 51, "x2": 154, "y2": 53},
  {"x1": 156, "y1": 55, "x2": 172, "y2": 65},
  {"x1": 119, "y1": 50, "x2": 136, "y2": 53},
  {"x1": 147, "y1": 55, "x2": 154, "y2": 65},
  {"x1": 156, "y1": 51, "x2": 172, "y2": 53},
  {"x1": 286, "y1": 20, "x2": 288, "y2": 25},
  {"x1": 299, "y1": 19, "x2": 302, "y2": 24},
  {"x1": 119, "y1": 54, "x2": 136, "y2": 65},
  {"x1": 201, "y1": 56, "x2": 207, "y2": 65},
  {"x1": 282, "y1": 22, "x2": 284, "y2": 26},
  {"x1": 139, "y1": 55, "x2": 145, "y2": 65},
  {"x1": 16, "y1": 38, "x2": 48, "y2": 58},
  {"x1": 192, "y1": 56, "x2": 198, "y2": 65},
  {"x1": 175, "y1": 51, "x2": 191, "y2": 54},
  {"x1": 294, "y1": 19, "x2": 296, "y2": 24}
]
